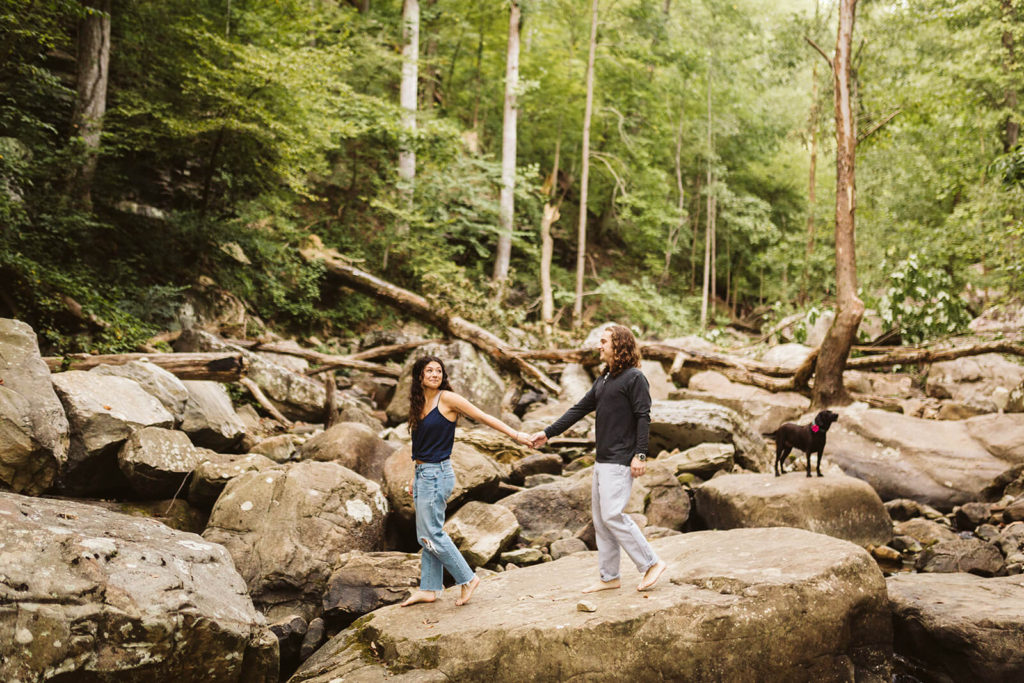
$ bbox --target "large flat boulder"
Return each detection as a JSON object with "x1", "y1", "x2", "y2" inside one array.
[
  {"x1": 203, "y1": 460, "x2": 389, "y2": 621},
  {"x1": 0, "y1": 318, "x2": 69, "y2": 494},
  {"x1": 925, "y1": 353, "x2": 1024, "y2": 413},
  {"x1": 89, "y1": 359, "x2": 189, "y2": 425},
  {"x1": 826, "y1": 405, "x2": 1014, "y2": 511},
  {"x1": 290, "y1": 528, "x2": 892, "y2": 682},
  {"x1": 670, "y1": 370, "x2": 810, "y2": 435},
  {"x1": 0, "y1": 491, "x2": 277, "y2": 682},
  {"x1": 51, "y1": 370, "x2": 174, "y2": 495},
  {"x1": 649, "y1": 400, "x2": 771, "y2": 472},
  {"x1": 694, "y1": 472, "x2": 892, "y2": 547},
  {"x1": 117, "y1": 426, "x2": 203, "y2": 498},
  {"x1": 887, "y1": 573, "x2": 1024, "y2": 682}
]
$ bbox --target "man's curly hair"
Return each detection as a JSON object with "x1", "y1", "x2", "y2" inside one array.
[{"x1": 606, "y1": 324, "x2": 641, "y2": 376}]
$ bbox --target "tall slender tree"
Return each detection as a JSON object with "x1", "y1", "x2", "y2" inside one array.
[
  {"x1": 572, "y1": 0, "x2": 599, "y2": 328},
  {"x1": 70, "y1": 0, "x2": 111, "y2": 210},
  {"x1": 813, "y1": 0, "x2": 864, "y2": 408},
  {"x1": 398, "y1": 0, "x2": 419, "y2": 210},
  {"x1": 493, "y1": 0, "x2": 521, "y2": 282}
]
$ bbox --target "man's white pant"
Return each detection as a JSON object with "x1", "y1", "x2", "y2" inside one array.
[{"x1": 592, "y1": 462, "x2": 659, "y2": 582}]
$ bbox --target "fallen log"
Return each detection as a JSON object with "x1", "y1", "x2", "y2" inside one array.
[
  {"x1": 300, "y1": 238, "x2": 560, "y2": 394},
  {"x1": 44, "y1": 352, "x2": 246, "y2": 382},
  {"x1": 845, "y1": 339, "x2": 1024, "y2": 370},
  {"x1": 224, "y1": 339, "x2": 401, "y2": 377}
]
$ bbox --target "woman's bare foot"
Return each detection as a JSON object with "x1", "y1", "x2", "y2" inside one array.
[
  {"x1": 400, "y1": 590, "x2": 437, "y2": 607},
  {"x1": 581, "y1": 578, "x2": 621, "y2": 593},
  {"x1": 455, "y1": 576, "x2": 480, "y2": 606},
  {"x1": 637, "y1": 561, "x2": 667, "y2": 591}
]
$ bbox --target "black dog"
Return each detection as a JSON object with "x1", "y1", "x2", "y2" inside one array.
[{"x1": 768, "y1": 410, "x2": 839, "y2": 478}]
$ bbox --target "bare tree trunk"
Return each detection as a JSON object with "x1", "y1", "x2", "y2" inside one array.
[
  {"x1": 663, "y1": 104, "x2": 685, "y2": 284},
  {"x1": 71, "y1": 0, "x2": 111, "y2": 210},
  {"x1": 710, "y1": 194, "x2": 717, "y2": 310},
  {"x1": 1002, "y1": 0, "x2": 1020, "y2": 151},
  {"x1": 801, "y1": 60, "x2": 820, "y2": 304},
  {"x1": 689, "y1": 176, "x2": 701, "y2": 292},
  {"x1": 493, "y1": 0, "x2": 521, "y2": 282},
  {"x1": 44, "y1": 352, "x2": 246, "y2": 381},
  {"x1": 421, "y1": 0, "x2": 439, "y2": 110},
  {"x1": 813, "y1": 0, "x2": 864, "y2": 408},
  {"x1": 701, "y1": 54, "x2": 713, "y2": 329},
  {"x1": 398, "y1": 0, "x2": 419, "y2": 211},
  {"x1": 540, "y1": 139, "x2": 561, "y2": 338},
  {"x1": 573, "y1": 0, "x2": 599, "y2": 328}
]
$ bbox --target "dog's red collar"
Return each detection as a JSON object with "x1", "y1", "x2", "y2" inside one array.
[{"x1": 811, "y1": 424, "x2": 820, "y2": 433}]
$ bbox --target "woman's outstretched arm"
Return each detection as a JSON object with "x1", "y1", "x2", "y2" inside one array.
[{"x1": 442, "y1": 391, "x2": 531, "y2": 445}]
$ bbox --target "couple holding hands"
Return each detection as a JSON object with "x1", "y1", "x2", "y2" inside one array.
[{"x1": 401, "y1": 325, "x2": 667, "y2": 608}]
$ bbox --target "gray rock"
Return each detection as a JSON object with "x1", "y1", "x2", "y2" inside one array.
[
  {"x1": 322, "y1": 551, "x2": 420, "y2": 622},
  {"x1": 657, "y1": 442, "x2": 734, "y2": 480},
  {"x1": 300, "y1": 617, "x2": 326, "y2": 663},
  {"x1": 297, "y1": 421, "x2": 393, "y2": 484},
  {"x1": 444, "y1": 501, "x2": 519, "y2": 567},
  {"x1": 649, "y1": 400, "x2": 771, "y2": 472},
  {"x1": 0, "y1": 320, "x2": 70, "y2": 494},
  {"x1": 117, "y1": 426, "x2": 202, "y2": 498},
  {"x1": 633, "y1": 462, "x2": 690, "y2": 531},
  {"x1": 382, "y1": 443, "x2": 503, "y2": 524},
  {"x1": 694, "y1": 472, "x2": 892, "y2": 547},
  {"x1": 893, "y1": 518, "x2": 960, "y2": 548},
  {"x1": 387, "y1": 341, "x2": 504, "y2": 423},
  {"x1": 965, "y1": 413, "x2": 1024, "y2": 463},
  {"x1": 888, "y1": 573, "x2": 1024, "y2": 682},
  {"x1": 499, "y1": 547, "x2": 544, "y2": 565},
  {"x1": 670, "y1": 370, "x2": 810, "y2": 435},
  {"x1": 203, "y1": 460, "x2": 389, "y2": 621},
  {"x1": 51, "y1": 370, "x2": 174, "y2": 494},
  {"x1": 249, "y1": 433, "x2": 303, "y2": 463},
  {"x1": 826, "y1": 405, "x2": 1013, "y2": 511},
  {"x1": 187, "y1": 450, "x2": 278, "y2": 508},
  {"x1": 509, "y1": 452, "x2": 563, "y2": 485},
  {"x1": 176, "y1": 329, "x2": 326, "y2": 421},
  {"x1": 0, "y1": 491, "x2": 276, "y2": 682},
  {"x1": 89, "y1": 359, "x2": 189, "y2": 424},
  {"x1": 180, "y1": 380, "x2": 246, "y2": 451},
  {"x1": 501, "y1": 469, "x2": 594, "y2": 546},
  {"x1": 523, "y1": 473, "x2": 562, "y2": 487},
  {"x1": 954, "y1": 502, "x2": 992, "y2": 532},
  {"x1": 915, "y1": 538, "x2": 1005, "y2": 576},
  {"x1": 926, "y1": 353, "x2": 1024, "y2": 414},
  {"x1": 291, "y1": 528, "x2": 892, "y2": 682},
  {"x1": 760, "y1": 343, "x2": 814, "y2": 371},
  {"x1": 559, "y1": 362, "x2": 593, "y2": 402},
  {"x1": 550, "y1": 537, "x2": 588, "y2": 560},
  {"x1": 884, "y1": 498, "x2": 945, "y2": 522}
]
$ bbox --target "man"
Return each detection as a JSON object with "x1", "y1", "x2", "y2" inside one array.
[{"x1": 530, "y1": 325, "x2": 667, "y2": 593}]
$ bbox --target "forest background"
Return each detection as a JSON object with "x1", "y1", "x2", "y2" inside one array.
[{"x1": 2, "y1": 0, "x2": 1022, "y2": 355}]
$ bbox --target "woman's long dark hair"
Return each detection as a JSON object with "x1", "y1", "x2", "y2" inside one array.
[{"x1": 408, "y1": 355, "x2": 453, "y2": 434}]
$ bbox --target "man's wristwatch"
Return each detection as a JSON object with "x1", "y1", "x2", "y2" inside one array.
[{"x1": 635, "y1": 453, "x2": 647, "y2": 462}]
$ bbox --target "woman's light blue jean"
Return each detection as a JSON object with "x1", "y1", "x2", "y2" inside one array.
[{"x1": 413, "y1": 459, "x2": 475, "y2": 591}]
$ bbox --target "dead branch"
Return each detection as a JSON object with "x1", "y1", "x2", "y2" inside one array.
[
  {"x1": 300, "y1": 238, "x2": 560, "y2": 394},
  {"x1": 239, "y1": 377, "x2": 294, "y2": 427},
  {"x1": 845, "y1": 339, "x2": 1024, "y2": 370}
]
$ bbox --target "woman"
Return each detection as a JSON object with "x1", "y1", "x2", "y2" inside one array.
[{"x1": 400, "y1": 355, "x2": 531, "y2": 607}]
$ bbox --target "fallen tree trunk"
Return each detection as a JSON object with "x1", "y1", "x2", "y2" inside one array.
[
  {"x1": 239, "y1": 377, "x2": 294, "y2": 427},
  {"x1": 44, "y1": 352, "x2": 246, "y2": 382},
  {"x1": 300, "y1": 238, "x2": 560, "y2": 394},
  {"x1": 845, "y1": 339, "x2": 1024, "y2": 370},
  {"x1": 224, "y1": 339, "x2": 402, "y2": 377},
  {"x1": 515, "y1": 343, "x2": 800, "y2": 378}
]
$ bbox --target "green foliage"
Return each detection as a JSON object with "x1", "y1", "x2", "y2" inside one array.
[
  {"x1": 591, "y1": 277, "x2": 697, "y2": 337},
  {"x1": 873, "y1": 253, "x2": 971, "y2": 344}
]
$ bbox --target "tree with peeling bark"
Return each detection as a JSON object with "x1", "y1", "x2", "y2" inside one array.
[
  {"x1": 493, "y1": 0, "x2": 521, "y2": 282},
  {"x1": 70, "y1": 0, "x2": 111, "y2": 210},
  {"x1": 812, "y1": 0, "x2": 864, "y2": 409}
]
